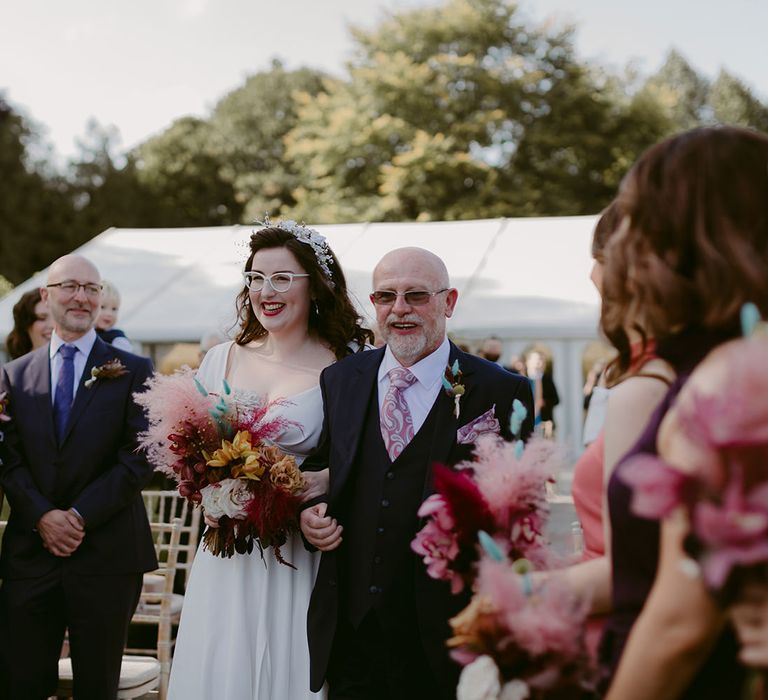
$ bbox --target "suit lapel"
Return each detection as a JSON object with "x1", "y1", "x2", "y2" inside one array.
[
  {"x1": 29, "y1": 346, "x2": 57, "y2": 447},
  {"x1": 61, "y1": 338, "x2": 113, "y2": 444},
  {"x1": 331, "y1": 347, "x2": 384, "y2": 501},
  {"x1": 422, "y1": 343, "x2": 476, "y2": 496}
]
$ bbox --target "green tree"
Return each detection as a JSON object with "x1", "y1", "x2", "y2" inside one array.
[
  {"x1": 133, "y1": 116, "x2": 240, "y2": 225},
  {"x1": 640, "y1": 49, "x2": 712, "y2": 130},
  {"x1": 709, "y1": 70, "x2": 768, "y2": 131},
  {"x1": 0, "y1": 96, "x2": 74, "y2": 283},
  {"x1": 284, "y1": 0, "x2": 670, "y2": 221},
  {"x1": 208, "y1": 60, "x2": 329, "y2": 221},
  {"x1": 66, "y1": 120, "x2": 165, "y2": 240}
]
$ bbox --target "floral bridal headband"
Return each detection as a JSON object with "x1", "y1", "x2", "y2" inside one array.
[{"x1": 252, "y1": 215, "x2": 335, "y2": 288}]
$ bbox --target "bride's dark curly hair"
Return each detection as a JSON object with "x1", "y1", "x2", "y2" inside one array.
[
  {"x1": 601, "y1": 126, "x2": 768, "y2": 380},
  {"x1": 234, "y1": 226, "x2": 372, "y2": 358}
]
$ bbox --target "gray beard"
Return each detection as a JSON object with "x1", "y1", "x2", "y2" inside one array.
[{"x1": 384, "y1": 327, "x2": 443, "y2": 366}]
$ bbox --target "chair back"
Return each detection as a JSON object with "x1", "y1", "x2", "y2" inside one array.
[
  {"x1": 142, "y1": 489, "x2": 201, "y2": 588},
  {"x1": 130, "y1": 518, "x2": 183, "y2": 700}
]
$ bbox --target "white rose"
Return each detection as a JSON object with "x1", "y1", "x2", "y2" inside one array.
[
  {"x1": 457, "y1": 656, "x2": 501, "y2": 700},
  {"x1": 500, "y1": 680, "x2": 530, "y2": 700},
  {"x1": 201, "y1": 479, "x2": 251, "y2": 521}
]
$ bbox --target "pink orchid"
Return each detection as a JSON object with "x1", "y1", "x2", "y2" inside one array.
[
  {"x1": 622, "y1": 454, "x2": 693, "y2": 519},
  {"x1": 412, "y1": 495, "x2": 462, "y2": 590}
]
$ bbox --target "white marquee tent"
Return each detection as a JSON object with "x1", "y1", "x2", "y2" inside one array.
[{"x1": 0, "y1": 216, "x2": 602, "y2": 455}]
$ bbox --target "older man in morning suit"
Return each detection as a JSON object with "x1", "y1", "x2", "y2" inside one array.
[
  {"x1": 0, "y1": 255, "x2": 157, "y2": 700},
  {"x1": 301, "y1": 248, "x2": 534, "y2": 700}
]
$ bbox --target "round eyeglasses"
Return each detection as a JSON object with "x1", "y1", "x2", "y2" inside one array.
[
  {"x1": 243, "y1": 272, "x2": 310, "y2": 293},
  {"x1": 369, "y1": 289, "x2": 449, "y2": 306}
]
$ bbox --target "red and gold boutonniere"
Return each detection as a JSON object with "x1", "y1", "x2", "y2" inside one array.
[
  {"x1": 84, "y1": 359, "x2": 129, "y2": 388},
  {"x1": 441, "y1": 360, "x2": 465, "y2": 418}
]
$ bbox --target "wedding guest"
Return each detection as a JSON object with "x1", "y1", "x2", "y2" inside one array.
[
  {"x1": 167, "y1": 221, "x2": 372, "y2": 700},
  {"x1": 541, "y1": 201, "x2": 672, "y2": 663},
  {"x1": 0, "y1": 254, "x2": 156, "y2": 699},
  {"x1": 301, "y1": 248, "x2": 534, "y2": 700},
  {"x1": 5, "y1": 289, "x2": 53, "y2": 359},
  {"x1": 478, "y1": 336, "x2": 503, "y2": 364},
  {"x1": 602, "y1": 126, "x2": 768, "y2": 699},
  {"x1": 525, "y1": 349, "x2": 559, "y2": 436},
  {"x1": 96, "y1": 279, "x2": 133, "y2": 352}
]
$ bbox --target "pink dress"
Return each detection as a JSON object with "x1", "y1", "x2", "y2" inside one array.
[{"x1": 571, "y1": 431, "x2": 606, "y2": 660}]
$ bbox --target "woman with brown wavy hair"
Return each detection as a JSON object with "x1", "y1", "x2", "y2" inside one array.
[
  {"x1": 5, "y1": 288, "x2": 53, "y2": 359},
  {"x1": 600, "y1": 126, "x2": 768, "y2": 699},
  {"x1": 168, "y1": 221, "x2": 371, "y2": 700}
]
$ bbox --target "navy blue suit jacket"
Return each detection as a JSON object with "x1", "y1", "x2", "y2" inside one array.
[
  {"x1": 0, "y1": 338, "x2": 157, "y2": 579},
  {"x1": 306, "y1": 342, "x2": 534, "y2": 691}
]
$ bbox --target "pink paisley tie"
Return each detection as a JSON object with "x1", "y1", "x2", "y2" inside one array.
[{"x1": 380, "y1": 367, "x2": 417, "y2": 461}]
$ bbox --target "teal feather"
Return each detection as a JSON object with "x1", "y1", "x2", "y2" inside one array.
[
  {"x1": 194, "y1": 378, "x2": 209, "y2": 397},
  {"x1": 741, "y1": 302, "x2": 761, "y2": 337},
  {"x1": 478, "y1": 530, "x2": 504, "y2": 562},
  {"x1": 441, "y1": 376, "x2": 453, "y2": 392},
  {"x1": 515, "y1": 440, "x2": 524, "y2": 460},
  {"x1": 222, "y1": 379, "x2": 232, "y2": 395},
  {"x1": 451, "y1": 359, "x2": 460, "y2": 376},
  {"x1": 512, "y1": 399, "x2": 527, "y2": 421}
]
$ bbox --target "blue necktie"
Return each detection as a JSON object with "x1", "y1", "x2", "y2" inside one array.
[{"x1": 53, "y1": 344, "x2": 77, "y2": 442}]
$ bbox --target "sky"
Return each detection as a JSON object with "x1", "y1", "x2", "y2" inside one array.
[{"x1": 2, "y1": 0, "x2": 766, "y2": 160}]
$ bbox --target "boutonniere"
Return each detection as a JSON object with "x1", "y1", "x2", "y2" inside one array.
[
  {"x1": 441, "y1": 360, "x2": 465, "y2": 418},
  {"x1": 84, "y1": 359, "x2": 129, "y2": 388}
]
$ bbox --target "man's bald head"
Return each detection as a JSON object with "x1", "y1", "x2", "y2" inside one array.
[
  {"x1": 47, "y1": 255, "x2": 101, "y2": 286},
  {"x1": 372, "y1": 247, "x2": 458, "y2": 367},
  {"x1": 41, "y1": 255, "x2": 102, "y2": 341},
  {"x1": 373, "y1": 247, "x2": 450, "y2": 290}
]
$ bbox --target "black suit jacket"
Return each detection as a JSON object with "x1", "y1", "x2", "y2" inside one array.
[
  {"x1": 306, "y1": 342, "x2": 534, "y2": 691},
  {"x1": 0, "y1": 338, "x2": 157, "y2": 579}
]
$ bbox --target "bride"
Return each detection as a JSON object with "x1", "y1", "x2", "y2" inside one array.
[{"x1": 168, "y1": 221, "x2": 372, "y2": 700}]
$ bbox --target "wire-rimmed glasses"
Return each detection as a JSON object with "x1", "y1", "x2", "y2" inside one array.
[{"x1": 369, "y1": 289, "x2": 449, "y2": 306}]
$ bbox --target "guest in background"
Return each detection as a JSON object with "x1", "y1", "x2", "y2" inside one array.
[
  {"x1": 96, "y1": 279, "x2": 133, "y2": 352},
  {"x1": 567, "y1": 200, "x2": 669, "y2": 661},
  {"x1": 525, "y1": 349, "x2": 559, "y2": 436},
  {"x1": 602, "y1": 126, "x2": 768, "y2": 700},
  {"x1": 505, "y1": 354, "x2": 526, "y2": 375},
  {"x1": 0, "y1": 254, "x2": 156, "y2": 699},
  {"x1": 478, "y1": 336, "x2": 503, "y2": 364},
  {"x1": 5, "y1": 289, "x2": 53, "y2": 360}
]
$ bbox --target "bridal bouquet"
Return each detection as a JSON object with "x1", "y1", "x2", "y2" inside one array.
[
  {"x1": 411, "y1": 401, "x2": 564, "y2": 593},
  {"x1": 451, "y1": 558, "x2": 591, "y2": 700},
  {"x1": 136, "y1": 368, "x2": 306, "y2": 563}
]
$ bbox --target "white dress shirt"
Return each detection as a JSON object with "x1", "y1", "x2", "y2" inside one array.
[
  {"x1": 49, "y1": 328, "x2": 97, "y2": 404},
  {"x1": 377, "y1": 336, "x2": 450, "y2": 435}
]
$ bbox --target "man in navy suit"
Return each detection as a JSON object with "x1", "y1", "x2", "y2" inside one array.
[
  {"x1": 0, "y1": 255, "x2": 157, "y2": 700},
  {"x1": 301, "y1": 248, "x2": 534, "y2": 699}
]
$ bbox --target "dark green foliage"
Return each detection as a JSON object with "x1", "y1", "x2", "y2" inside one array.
[{"x1": 1, "y1": 1, "x2": 767, "y2": 285}]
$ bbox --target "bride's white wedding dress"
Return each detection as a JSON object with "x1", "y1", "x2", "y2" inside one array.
[{"x1": 168, "y1": 342, "x2": 326, "y2": 700}]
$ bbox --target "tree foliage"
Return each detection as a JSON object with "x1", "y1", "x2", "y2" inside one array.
[
  {"x1": 284, "y1": 0, "x2": 673, "y2": 221},
  {"x1": 2, "y1": 0, "x2": 768, "y2": 283}
]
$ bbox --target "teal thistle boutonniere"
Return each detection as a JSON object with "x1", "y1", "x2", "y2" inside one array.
[
  {"x1": 84, "y1": 359, "x2": 129, "y2": 388},
  {"x1": 441, "y1": 360, "x2": 465, "y2": 418}
]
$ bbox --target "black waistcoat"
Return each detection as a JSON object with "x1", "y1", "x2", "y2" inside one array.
[{"x1": 343, "y1": 386, "x2": 441, "y2": 628}]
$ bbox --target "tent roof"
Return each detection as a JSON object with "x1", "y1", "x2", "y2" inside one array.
[{"x1": 0, "y1": 216, "x2": 601, "y2": 345}]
